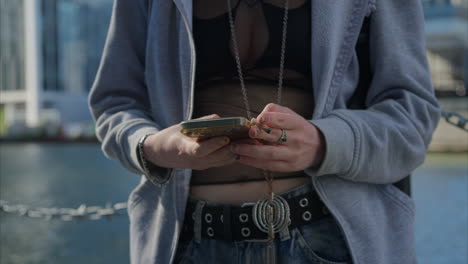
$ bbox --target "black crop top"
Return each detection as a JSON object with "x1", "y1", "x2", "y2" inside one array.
[
  {"x1": 193, "y1": 0, "x2": 312, "y2": 88},
  {"x1": 190, "y1": 0, "x2": 313, "y2": 185}
]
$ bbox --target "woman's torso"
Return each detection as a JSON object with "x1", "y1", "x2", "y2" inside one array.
[{"x1": 189, "y1": 0, "x2": 314, "y2": 205}]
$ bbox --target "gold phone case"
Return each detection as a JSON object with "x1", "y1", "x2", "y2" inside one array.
[{"x1": 180, "y1": 117, "x2": 251, "y2": 140}]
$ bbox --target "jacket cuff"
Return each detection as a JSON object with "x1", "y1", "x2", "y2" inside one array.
[
  {"x1": 304, "y1": 115, "x2": 356, "y2": 177},
  {"x1": 128, "y1": 125, "x2": 173, "y2": 186}
]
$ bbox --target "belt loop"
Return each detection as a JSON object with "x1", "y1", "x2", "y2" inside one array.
[
  {"x1": 223, "y1": 205, "x2": 232, "y2": 242},
  {"x1": 193, "y1": 200, "x2": 206, "y2": 243}
]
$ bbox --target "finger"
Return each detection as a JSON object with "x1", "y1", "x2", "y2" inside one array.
[
  {"x1": 256, "y1": 112, "x2": 304, "y2": 130},
  {"x1": 204, "y1": 146, "x2": 238, "y2": 167},
  {"x1": 261, "y1": 103, "x2": 296, "y2": 115},
  {"x1": 210, "y1": 158, "x2": 237, "y2": 168},
  {"x1": 231, "y1": 138, "x2": 263, "y2": 145},
  {"x1": 192, "y1": 114, "x2": 220, "y2": 120},
  {"x1": 250, "y1": 103, "x2": 295, "y2": 129},
  {"x1": 235, "y1": 156, "x2": 292, "y2": 172},
  {"x1": 249, "y1": 125, "x2": 285, "y2": 144},
  {"x1": 230, "y1": 143, "x2": 292, "y2": 161},
  {"x1": 187, "y1": 136, "x2": 230, "y2": 157}
]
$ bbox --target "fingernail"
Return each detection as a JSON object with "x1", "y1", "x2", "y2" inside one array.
[{"x1": 260, "y1": 116, "x2": 266, "y2": 123}]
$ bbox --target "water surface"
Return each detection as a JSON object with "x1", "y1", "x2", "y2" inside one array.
[{"x1": 0, "y1": 144, "x2": 466, "y2": 263}]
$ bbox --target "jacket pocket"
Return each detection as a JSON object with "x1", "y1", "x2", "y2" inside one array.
[
  {"x1": 127, "y1": 177, "x2": 158, "y2": 214},
  {"x1": 378, "y1": 184, "x2": 416, "y2": 216}
]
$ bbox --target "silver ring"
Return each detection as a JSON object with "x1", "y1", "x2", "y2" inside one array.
[{"x1": 277, "y1": 129, "x2": 287, "y2": 144}]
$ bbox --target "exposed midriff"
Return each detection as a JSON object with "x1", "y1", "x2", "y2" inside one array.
[{"x1": 189, "y1": 81, "x2": 314, "y2": 205}]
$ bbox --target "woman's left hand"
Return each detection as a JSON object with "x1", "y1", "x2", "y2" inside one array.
[{"x1": 230, "y1": 103, "x2": 326, "y2": 172}]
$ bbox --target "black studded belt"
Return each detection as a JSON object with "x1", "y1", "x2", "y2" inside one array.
[{"x1": 182, "y1": 190, "x2": 331, "y2": 242}]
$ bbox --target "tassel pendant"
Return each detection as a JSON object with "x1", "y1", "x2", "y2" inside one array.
[
  {"x1": 265, "y1": 209, "x2": 276, "y2": 264},
  {"x1": 265, "y1": 240, "x2": 277, "y2": 264}
]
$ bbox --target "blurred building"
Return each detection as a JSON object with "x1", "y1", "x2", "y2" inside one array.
[
  {"x1": 423, "y1": 0, "x2": 468, "y2": 97},
  {"x1": 0, "y1": 0, "x2": 112, "y2": 129},
  {"x1": 0, "y1": 0, "x2": 466, "y2": 134},
  {"x1": 0, "y1": 0, "x2": 27, "y2": 128}
]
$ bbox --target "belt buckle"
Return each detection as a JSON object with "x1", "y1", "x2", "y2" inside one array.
[{"x1": 240, "y1": 196, "x2": 291, "y2": 242}]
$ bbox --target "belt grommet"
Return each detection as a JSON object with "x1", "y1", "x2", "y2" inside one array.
[
  {"x1": 207, "y1": 227, "x2": 215, "y2": 237},
  {"x1": 205, "y1": 213, "x2": 213, "y2": 223},
  {"x1": 299, "y1": 198, "x2": 309, "y2": 207},
  {"x1": 302, "y1": 211, "x2": 312, "y2": 221},
  {"x1": 220, "y1": 214, "x2": 223, "y2": 223},
  {"x1": 239, "y1": 213, "x2": 249, "y2": 223},
  {"x1": 241, "y1": 227, "x2": 251, "y2": 237}
]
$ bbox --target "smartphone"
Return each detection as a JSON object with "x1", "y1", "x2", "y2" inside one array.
[{"x1": 180, "y1": 117, "x2": 251, "y2": 140}]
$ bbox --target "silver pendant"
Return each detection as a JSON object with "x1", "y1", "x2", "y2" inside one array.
[
  {"x1": 252, "y1": 193, "x2": 291, "y2": 236},
  {"x1": 251, "y1": 194, "x2": 288, "y2": 264}
]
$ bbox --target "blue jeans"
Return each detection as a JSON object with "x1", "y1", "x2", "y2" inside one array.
[{"x1": 175, "y1": 184, "x2": 352, "y2": 264}]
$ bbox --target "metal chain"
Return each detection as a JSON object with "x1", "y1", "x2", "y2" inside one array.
[
  {"x1": 227, "y1": 0, "x2": 289, "y2": 204},
  {"x1": 3, "y1": 3, "x2": 465, "y2": 225},
  {"x1": 441, "y1": 110, "x2": 468, "y2": 132},
  {"x1": 277, "y1": 0, "x2": 289, "y2": 105},
  {"x1": 2, "y1": 111, "x2": 464, "y2": 224},
  {"x1": 226, "y1": 0, "x2": 289, "y2": 120},
  {"x1": 0, "y1": 200, "x2": 127, "y2": 221}
]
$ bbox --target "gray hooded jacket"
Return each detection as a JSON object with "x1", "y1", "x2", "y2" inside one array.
[{"x1": 88, "y1": 0, "x2": 441, "y2": 263}]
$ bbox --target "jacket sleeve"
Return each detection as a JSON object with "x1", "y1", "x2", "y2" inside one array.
[
  {"x1": 305, "y1": 0, "x2": 441, "y2": 184},
  {"x1": 88, "y1": 0, "x2": 172, "y2": 185}
]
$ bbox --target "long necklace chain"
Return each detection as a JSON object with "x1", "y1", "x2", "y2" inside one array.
[
  {"x1": 226, "y1": 0, "x2": 290, "y2": 229},
  {"x1": 226, "y1": 0, "x2": 289, "y2": 121}
]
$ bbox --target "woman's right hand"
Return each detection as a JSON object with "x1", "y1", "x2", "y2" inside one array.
[{"x1": 142, "y1": 114, "x2": 237, "y2": 170}]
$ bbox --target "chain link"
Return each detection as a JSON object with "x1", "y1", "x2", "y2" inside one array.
[
  {"x1": 0, "y1": 200, "x2": 127, "y2": 221},
  {"x1": 441, "y1": 110, "x2": 468, "y2": 132}
]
